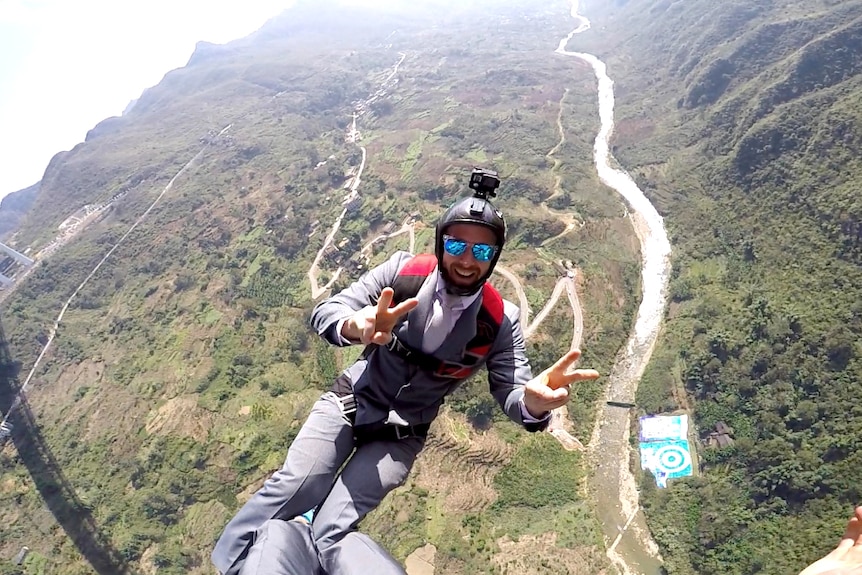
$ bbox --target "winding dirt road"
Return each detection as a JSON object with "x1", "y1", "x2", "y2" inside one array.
[
  {"x1": 495, "y1": 265, "x2": 586, "y2": 450},
  {"x1": 306, "y1": 53, "x2": 405, "y2": 300}
]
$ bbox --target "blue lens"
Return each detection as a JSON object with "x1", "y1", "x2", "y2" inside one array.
[
  {"x1": 444, "y1": 235, "x2": 496, "y2": 262},
  {"x1": 471, "y1": 244, "x2": 496, "y2": 262},
  {"x1": 444, "y1": 237, "x2": 468, "y2": 256}
]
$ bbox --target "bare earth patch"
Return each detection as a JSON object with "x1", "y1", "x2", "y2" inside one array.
[
  {"x1": 413, "y1": 413, "x2": 512, "y2": 513},
  {"x1": 145, "y1": 395, "x2": 213, "y2": 442},
  {"x1": 405, "y1": 543, "x2": 437, "y2": 575},
  {"x1": 139, "y1": 545, "x2": 159, "y2": 575}
]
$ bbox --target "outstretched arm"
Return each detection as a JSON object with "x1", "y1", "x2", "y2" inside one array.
[
  {"x1": 486, "y1": 305, "x2": 536, "y2": 425},
  {"x1": 486, "y1": 307, "x2": 599, "y2": 429}
]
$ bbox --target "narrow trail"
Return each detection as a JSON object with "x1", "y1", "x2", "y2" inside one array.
[
  {"x1": 306, "y1": 205, "x2": 348, "y2": 300},
  {"x1": 492, "y1": 266, "x2": 531, "y2": 326},
  {"x1": 359, "y1": 218, "x2": 417, "y2": 261},
  {"x1": 306, "y1": 53, "x2": 406, "y2": 300},
  {"x1": 523, "y1": 275, "x2": 569, "y2": 340},
  {"x1": 541, "y1": 87, "x2": 582, "y2": 246}
]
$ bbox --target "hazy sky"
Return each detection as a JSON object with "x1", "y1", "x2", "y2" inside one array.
[{"x1": 0, "y1": 0, "x2": 300, "y2": 201}]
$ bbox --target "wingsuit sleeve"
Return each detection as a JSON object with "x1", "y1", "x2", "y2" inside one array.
[
  {"x1": 484, "y1": 300, "x2": 551, "y2": 432},
  {"x1": 309, "y1": 251, "x2": 414, "y2": 346}
]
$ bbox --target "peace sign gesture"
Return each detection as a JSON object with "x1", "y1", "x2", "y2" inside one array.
[
  {"x1": 523, "y1": 349, "x2": 600, "y2": 417},
  {"x1": 342, "y1": 287, "x2": 419, "y2": 345}
]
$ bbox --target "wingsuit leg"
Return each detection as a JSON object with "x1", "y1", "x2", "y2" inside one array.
[
  {"x1": 239, "y1": 519, "x2": 324, "y2": 575},
  {"x1": 212, "y1": 393, "x2": 355, "y2": 575},
  {"x1": 239, "y1": 518, "x2": 408, "y2": 575},
  {"x1": 312, "y1": 436, "x2": 425, "y2": 575}
]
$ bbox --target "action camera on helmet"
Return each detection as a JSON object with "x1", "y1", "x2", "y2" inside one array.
[{"x1": 468, "y1": 168, "x2": 500, "y2": 200}]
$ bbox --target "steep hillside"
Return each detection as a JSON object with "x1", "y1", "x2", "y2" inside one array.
[
  {"x1": 572, "y1": 0, "x2": 862, "y2": 574},
  {"x1": 0, "y1": 1, "x2": 638, "y2": 573},
  {"x1": 0, "y1": 184, "x2": 39, "y2": 241}
]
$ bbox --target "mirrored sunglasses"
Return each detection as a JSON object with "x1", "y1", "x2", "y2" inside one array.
[{"x1": 443, "y1": 235, "x2": 497, "y2": 262}]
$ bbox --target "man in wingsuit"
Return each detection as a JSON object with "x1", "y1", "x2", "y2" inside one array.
[{"x1": 213, "y1": 169, "x2": 600, "y2": 575}]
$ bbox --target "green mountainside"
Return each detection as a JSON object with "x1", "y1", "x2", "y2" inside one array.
[
  {"x1": 572, "y1": 1, "x2": 862, "y2": 574},
  {"x1": 2, "y1": 0, "x2": 861, "y2": 574},
  {"x1": 0, "y1": 1, "x2": 634, "y2": 573}
]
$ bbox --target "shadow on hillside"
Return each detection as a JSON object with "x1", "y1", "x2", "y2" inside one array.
[{"x1": 0, "y1": 330, "x2": 136, "y2": 574}]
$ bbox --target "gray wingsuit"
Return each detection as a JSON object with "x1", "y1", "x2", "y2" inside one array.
[{"x1": 212, "y1": 251, "x2": 549, "y2": 575}]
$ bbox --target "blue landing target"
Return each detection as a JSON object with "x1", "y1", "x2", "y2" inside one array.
[{"x1": 639, "y1": 439, "x2": 693, "y2": 488}]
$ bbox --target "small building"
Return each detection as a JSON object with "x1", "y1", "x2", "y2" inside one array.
[
  {"x1": 344, "y1": 196, "x2": 362, "y2": 212},
  {"x1": 706, "y1": 421, "x2": 735, "y2": 448},
  {"x1": 347, "y1": 254, "x2": 365, "y2": 273}
]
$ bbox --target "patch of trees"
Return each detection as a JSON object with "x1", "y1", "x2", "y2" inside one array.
[
  {"x1": 684, "y1": 58, "x2": 734, "y2": 109},
  {"x1": 493, "y1": 434, "x2": 583, "y2": 509},
  {"x1": 506, "y1": 213, "x2": 566, "y2": 245}
]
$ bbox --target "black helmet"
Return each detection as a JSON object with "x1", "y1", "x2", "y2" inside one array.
[{"x1": 435, "y1": 194, "x2": 506, "y2": 296}]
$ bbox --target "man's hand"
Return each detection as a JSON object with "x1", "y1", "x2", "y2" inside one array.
[
  {"x1": 523, "y1": 349, "x2": 600, "y2": 418},
  {"x1": 799, "y1": 506, "x2": 862, "y2": 575},
  {"x1": 342, "y1": 287, "x2": 419, "y2": 345}
]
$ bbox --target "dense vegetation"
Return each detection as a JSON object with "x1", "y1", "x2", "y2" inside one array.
[
  {"x1": 0, "y1": 1, "x2": 632, "y2": 573},
  {"x1": 3, "y1": 0, "x2": 858, "y2": 573},
  {"x1": 573, "y1": 0, "x2": 862, "y2": 573}
]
